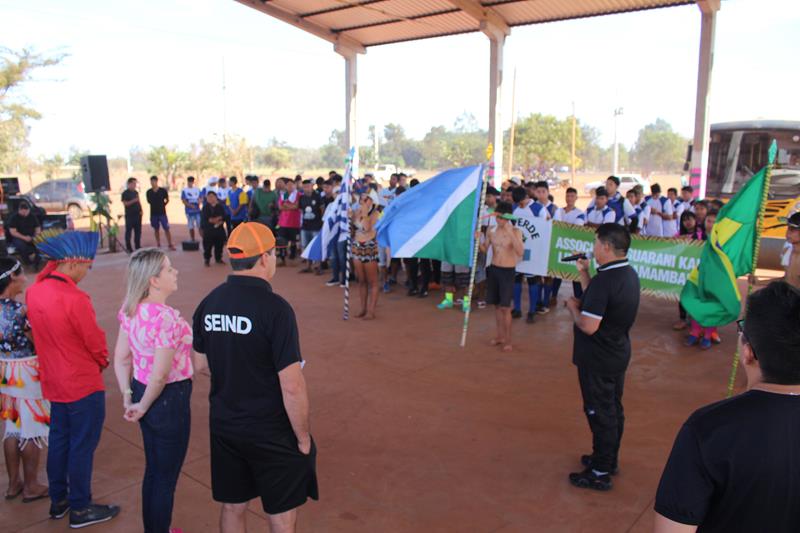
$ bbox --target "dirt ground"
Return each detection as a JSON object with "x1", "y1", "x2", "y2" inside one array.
[{"x1": 1, "y1": 197, "x2": 772, "y2": 533}]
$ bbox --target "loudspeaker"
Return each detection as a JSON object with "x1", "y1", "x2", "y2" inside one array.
[
  {"x1": 80, "y1": 155, "x2": 110, "y2": 193},
  {"x1": 182, "y1": 240, "x2": 200, "y2": 251}
]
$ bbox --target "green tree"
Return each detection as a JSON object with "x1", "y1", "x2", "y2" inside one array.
[
  {"x1": 631, "y1": 118, "x2": 688, "y2": 173},
  {"x1": 0, "y1": 47, "x2": 63, "y2": 172},
  {"x1": 146, "y1": 146, "x2": 188, "y2": 189},
  {"x1": 512, "y1": 113, "x2": 580, "y2": 171},
  {"x1": 40, "y1": 153, "x2": 64, "y2": 180}
]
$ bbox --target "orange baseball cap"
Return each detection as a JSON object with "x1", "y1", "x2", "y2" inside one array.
[{"x1": 226, "y1": 222, "x2": 276, "y2": 259}]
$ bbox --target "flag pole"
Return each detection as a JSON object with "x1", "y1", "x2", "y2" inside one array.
[
  {"x1": 460, "y1": 145, "x2": 493, "y2": 348},
  {"x1": 343, "y1": 150, "x2": 354, "y2": 321},
  {"x1": 725, "y1": 139, "x2": 777, "y2": 397}
]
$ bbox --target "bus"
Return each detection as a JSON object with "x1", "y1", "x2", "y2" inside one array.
[{"x1": 694, "y1": 120, "x2": 800, "y2": 269}]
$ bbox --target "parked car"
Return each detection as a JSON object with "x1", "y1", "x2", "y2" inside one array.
[
  {"x1": 584, "y1": 174, "x2": 649, "y2": 196},
  {"x1": 29, "y1": 178, "x2": 95, "y2": 219}
]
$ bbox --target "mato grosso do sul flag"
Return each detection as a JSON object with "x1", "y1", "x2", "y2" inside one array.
[
  {"x1": 680, "y1": 141, "x2": 776, "y2": 327},
  {"x1": 376, "y1": 165, "x2": 483, "y2": 266}
]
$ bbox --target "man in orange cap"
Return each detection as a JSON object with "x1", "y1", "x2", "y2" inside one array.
[{"x1": 192, "y1": 222, "x2": 318, "y2": 533}]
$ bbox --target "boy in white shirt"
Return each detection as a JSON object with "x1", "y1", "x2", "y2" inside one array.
[
  {"x1": 555, "y1": 187, "x2": 586, "y2": 226},
  {"x1": 586, "y1": 187, "x2": 616, "y2": 228},
  {"x1": 663, "y1": 187, "x2": 680, "y2": 237},
  {"x1": 644, "y1": 183, "x2": 673, "y2": 237}
]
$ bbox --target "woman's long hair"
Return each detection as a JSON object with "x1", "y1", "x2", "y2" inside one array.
[{"x1": 123, "y1": 248, "x2": 167, "y2": 317}]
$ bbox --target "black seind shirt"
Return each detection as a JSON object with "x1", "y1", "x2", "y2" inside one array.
[{"x1": 192, "y1": 276, "x2": 302, "y2": 440}]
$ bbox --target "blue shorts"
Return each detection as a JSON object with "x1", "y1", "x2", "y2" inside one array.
[
  {"x1": 150, "y1": 214, "x2": 170, "y2": 230},
  {"x1": 186, "y1": 213, "x2": 201, "y2": 230}
]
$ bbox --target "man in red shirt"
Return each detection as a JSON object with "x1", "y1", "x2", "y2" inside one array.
[{"x1": 26, "y1": 230, "x2": 120, "y2": 528}]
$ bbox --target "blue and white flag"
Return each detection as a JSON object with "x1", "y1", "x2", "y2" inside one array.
[{"x1": 302, "y1": 149, "x2": 354, "y2": 261}]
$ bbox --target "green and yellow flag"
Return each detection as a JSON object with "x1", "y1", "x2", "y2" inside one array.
[{"x1": 680, "y1": 141, "x2": 776, "y2": 327}]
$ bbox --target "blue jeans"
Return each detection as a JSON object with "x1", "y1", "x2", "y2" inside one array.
[
  {"x1": 330, "y1": 239, "x2": 347, "y2": 283},
  {"x1": 132, "y1": 378, "x2": 192, "y2": 533},
  {"x1": 48, "y1": 391, "x2": 105, "y2": 511}
]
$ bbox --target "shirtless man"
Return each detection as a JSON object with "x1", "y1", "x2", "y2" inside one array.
[{"x1": 479, "y1": 201, "x2": 524, "y2": 352}]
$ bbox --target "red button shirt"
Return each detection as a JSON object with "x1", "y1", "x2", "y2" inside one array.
[{"x1": 26, "y1": 271, "x2": 109, "y2": 403}]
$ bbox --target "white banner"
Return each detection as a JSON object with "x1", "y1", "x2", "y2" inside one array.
[{"x1": 514, "y1": 213, "x2": 552, "y2": 276}]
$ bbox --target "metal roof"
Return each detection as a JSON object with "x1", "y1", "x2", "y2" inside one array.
[{"x1": 235, "y1": 0, "x2": 696, "y2": 50}]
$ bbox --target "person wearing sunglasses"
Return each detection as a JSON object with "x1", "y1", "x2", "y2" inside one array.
[{"x1": 654, "y1": 280, "x2": 800, "y2": 532}]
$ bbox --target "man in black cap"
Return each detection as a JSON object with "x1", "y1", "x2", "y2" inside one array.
[
  {"x1": 565, "y1": 223, "x2": 640, "y2": 491},
  {"x1": 7, "y1": 200, "x2": 41, "y2": 267}
]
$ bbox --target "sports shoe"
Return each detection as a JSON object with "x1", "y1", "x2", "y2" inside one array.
[
  {"x1": 710, "y1": 332, "x2": 722, "y2": 344},
  {"x1": 50, "y1": 499, "x2": 70, "y2": 520},
  {"x1": 511, "y1": 309, "x2": 522, "y2": 319},
  {"x1": 526, "y1": 312, "x2": 536, "y2": 324},
  {"x1": 536, "y1": 305, "x2": 550, "y2": 315},
  {"x1": 700, "y1": 337, "x2": 712, "y2": 350},
  {"x1": 580, "y1": 455, "x2": 619, "y2": 475},
  {"x1": 437, "y1": 299, "x2": 453, "y2": 310},
  {"x1": 382, "y1": 282, "x2": 391, "y2": 293},
  {"x1": 339, "y1": 282, "x2": 346, "y2": 288},
  {"x1": 69, "y1": 503, "x2": 120, "y2": 529},
  {"x1": 684, "y1": 335, "x2": 699, "y2": 347},
  {"x1": 477, "y1": 301, "x2": 486, "y2": 309},
  {"x1": 569, "y1": 468, "x2": 612, "y2": 491},
  {"x1": 326, "y1": 279, "x2": 339, "y2": 287},
  {"x1": 407, "y1": 288, "x2": 419, "y2": 296}
]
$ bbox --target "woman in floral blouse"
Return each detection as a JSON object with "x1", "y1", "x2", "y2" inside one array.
[{"x1": 0, "y1": 257, "x2": 49, "y2": 502}]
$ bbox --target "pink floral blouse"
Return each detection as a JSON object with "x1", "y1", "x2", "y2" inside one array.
[{"x1": 118, "y1": 303, "x2": 193, "y2": 385}]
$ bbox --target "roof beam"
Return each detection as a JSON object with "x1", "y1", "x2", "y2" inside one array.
[
  {"x1": 234, "y1": 0, "x2": 366, "y2": 54},
  {"x1": 445, "y1": 0, "x2": 509, "y2": 38}
]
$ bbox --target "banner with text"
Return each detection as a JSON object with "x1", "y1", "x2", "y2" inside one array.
[
  {"x1": 514, "y1": 209, "x2": 552, "y2": 276},
  {"x1": 545, "y1": 222, "x2": 704, "y2": 300}
]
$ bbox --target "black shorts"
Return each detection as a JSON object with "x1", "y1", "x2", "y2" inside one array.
[
  {"x1": 210, "y1": 432, "x2": 319, "y2": 515},
  {"x1": 486, "y1": 265, "x2": 515, "y2": 307}
]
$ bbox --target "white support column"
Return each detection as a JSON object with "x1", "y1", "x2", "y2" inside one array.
[
  {"x1": 488, "y1": 33, "x2": 505, "y2": 187},
  {"x1": 341, "y1": 49, "x2": 359, "y2": 177},
  {"x1": 690, "y1": 0, "x2": 720, "y2": 199}
]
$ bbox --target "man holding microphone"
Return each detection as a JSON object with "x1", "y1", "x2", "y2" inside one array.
[{"x1": 564, "y1": 223, "x2": 640, "y2": 491}]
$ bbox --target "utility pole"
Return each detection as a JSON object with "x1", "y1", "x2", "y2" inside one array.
[
  {"x1": 222, "y1": 57, "x2": 228, "y2": 148},
  {"x1": 612, "y1": 107, "x2": 623, "y2": 175},
  {"x1": 571, "y1": 101, "x2": 576, "y2": 185},
  {"x1": 507, "y1": 67, "x2": 517, "y2": 182}
]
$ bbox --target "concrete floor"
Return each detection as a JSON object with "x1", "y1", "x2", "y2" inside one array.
[{"x1": 1, "y1": 220, "x2": 750, "y2": 533}]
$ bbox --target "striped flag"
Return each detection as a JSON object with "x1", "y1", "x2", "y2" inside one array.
[
  {"x1": 301, "y1": 151, "x2": 353, "y2": 261},
  {"x1": 376, "y1": 165, "x2": 483, "y2": 265}
]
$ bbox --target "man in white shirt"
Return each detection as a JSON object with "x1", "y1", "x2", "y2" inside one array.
[
  {"x1": 586, "y1": 187, "x2": 616, "y2": 228},
  {"x1": 677, "y1": 185, "x2": 694, "y2": 217},
  {"x1": 663, "y1": 188, "x2": 680, "y2": 237},
  {"x1": 588, "y1": 176, "x2": 636, "y2": 226},
  {"x1": 378, "y1": 174, "x2": 398, "y2": 207},
  {"x1": 555, "y1": 187, "x2": 586, "y2": 226},
  {"x1": 644, "y1": 183, "x2": 673, "y2": 237}
]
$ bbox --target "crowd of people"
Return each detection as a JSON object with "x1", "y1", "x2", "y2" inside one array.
[{"x1": 0, "y1": 163, "x2": 798, "y2": 531}]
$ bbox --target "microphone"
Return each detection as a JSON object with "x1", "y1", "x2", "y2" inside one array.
[{"x1": 561, "y1": 251, "x2": 594, "y2": 262}]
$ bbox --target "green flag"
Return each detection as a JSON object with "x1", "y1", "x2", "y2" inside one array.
[{"x1": 680, "y1": 141, "x2": 776, "y2": 327}]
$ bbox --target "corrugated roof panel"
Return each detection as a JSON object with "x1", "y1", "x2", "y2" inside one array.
[
  {"x1": 270, "y1": 0, "x2": 339, "y2": 16},
  {"x1": 344, "y1": 10, "x2": 478, "y2": 46},
  {"x1": 490, "y1": 0, "x2": 694, "y2": 27},
  {"x1": 307, "y1": 0, "x2": 456, "y2": 30}
]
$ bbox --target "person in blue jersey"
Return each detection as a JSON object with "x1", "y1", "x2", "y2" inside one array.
[
  {"x1": 181, "y1": 176, "x2": 202, "y2": 242},
  {"x1": 586, "y1": 188, "x2": 616, "y2": 228},
  {"x1": 510, "y1": 187, "x2": 548, "y2": 324},
  {"x1": 644, "y1": 183, "x2": 673, "y2": 237},
  {"x1": 226, "y1": 177, "x2": 250, "y2": 231},
  {"x1": 587, "y1": 176, "x2": 636, "y2": 226}
]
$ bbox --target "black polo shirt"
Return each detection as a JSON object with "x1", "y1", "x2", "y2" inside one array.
[
  {"x1": 192, "y1": 276, "x2": 302, "y2": 440},
  {"x1": 572, "y1": 258, "x2": 640, "y2": 376}
]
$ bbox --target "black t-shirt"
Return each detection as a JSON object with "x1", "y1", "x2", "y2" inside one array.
[
  {"x1": 121, "y1": 189, "x2": 142, "y2": 218},
  {"x1": 201, "y1": 203, "x2": 226, "y2": 232},
  {"x1": 7, "y1": 213, "x2": 40, "y2": 238},
  {"x1": 299, "y1": 192, "x2": 323, "y2": 231},
  {"x1": 655, "y1": 390, "x2": 800, "y2": 532},
  {"x1": 572, "y1": 259, "x2": 640, "y2": 375},
  {"x1": 192, "y1": 276, "x2": 302, "y2": 440},
  {"x1": 146, "y1": 187, "x2": 168, "y2": 216}
]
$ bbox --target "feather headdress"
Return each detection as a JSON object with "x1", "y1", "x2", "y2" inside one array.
[{"x1": 34, "y1": 230, "x2": 99, "y2": 263}]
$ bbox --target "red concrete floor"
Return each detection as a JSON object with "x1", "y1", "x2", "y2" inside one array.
[{"x1": 1, "y1": 222, "x2": 755, "y2": 533}]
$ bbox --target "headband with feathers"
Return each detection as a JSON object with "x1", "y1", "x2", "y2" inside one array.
[{"x1": 34, "y1": 230, "x2": 99, "y2": 263}]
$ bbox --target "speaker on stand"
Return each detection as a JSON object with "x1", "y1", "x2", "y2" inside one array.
[{"x1": 80, "y1": 155, "x2": 125, "y2": 253}]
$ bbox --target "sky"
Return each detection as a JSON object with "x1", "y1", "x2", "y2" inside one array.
[{"x1": 2, "y1": 0, "x2": 799, "y2": 160}]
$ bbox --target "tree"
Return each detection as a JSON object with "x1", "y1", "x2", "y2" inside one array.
[
  {"x1": 146, "y1": 146, "x2": 188, "y2": 189},
  {"x1": 631, "y1": 119, "x2": 688, "y2": 173},
  {"x1": 0, "y1": 47, "x2": 63, "y2": 172},
  {"x1": 512, "y1": 113, "x2": 582, "y2": 173},
  {"x1": 577, "y1": 124, "x2": 602, "y2": 171},
  {"x1": 40, "y1": 153, "x2": 64, "y2": 180}
]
